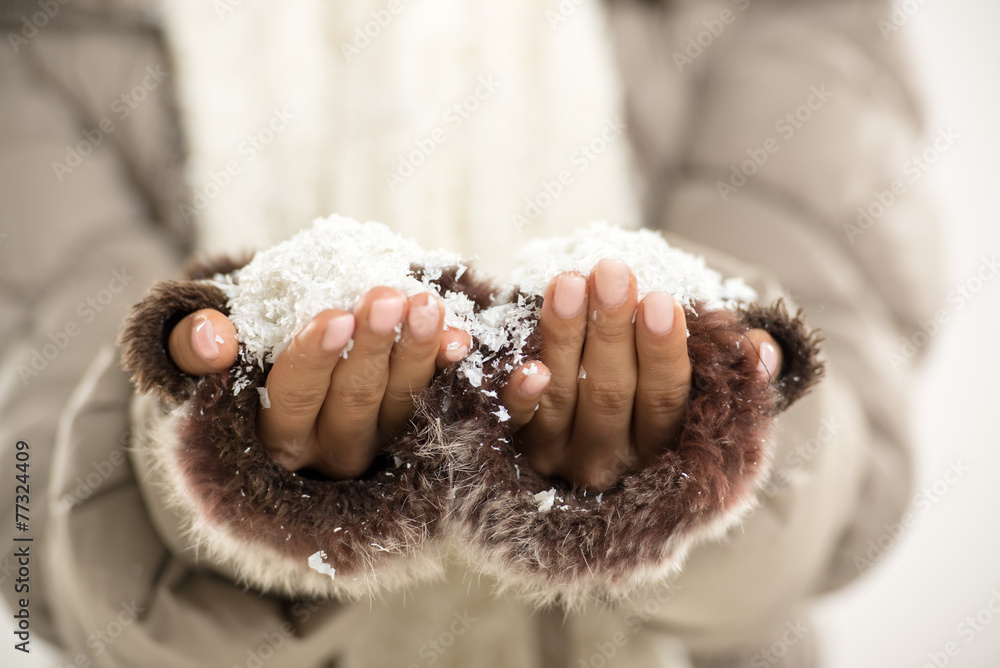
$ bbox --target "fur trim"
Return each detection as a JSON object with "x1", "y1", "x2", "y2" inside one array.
[
  {"x1": 739, "y1": 299, "x2": 825, "y2": 414},
  {"x1": 119, "y1": 279, "x2": 231, "y2": 407},
  {"x1": 443, "y1": 300, "x2": 823, "y2": 608},
  {"x1": 121, "y1": 254, "x2": 824, "y2": 605},
  {"x1": 120, "y1": 258, "x2": 499, "y2": 598}
]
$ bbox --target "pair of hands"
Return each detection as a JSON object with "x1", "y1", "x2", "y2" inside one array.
[{"x1": 168, "y1": 260, "x2": 782, "y2": 491}]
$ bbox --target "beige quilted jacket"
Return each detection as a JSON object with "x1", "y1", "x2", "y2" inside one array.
[{"x1": 0, "y1": 0, "x2": 942, "y2": 666}]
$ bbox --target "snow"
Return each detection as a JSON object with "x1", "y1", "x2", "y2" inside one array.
[
  {"x1": 216, "y1": 216, "x2": 756, "y2": 397},
  {"x1": 257, "y1": 386, "x2": 271, "y2": 409},
  {"x1": 307, "y1": 551, "x2": 336, "y2": 581},
  {"x1": 534, "y1": 488, "x2": 557, "y2": 512}
]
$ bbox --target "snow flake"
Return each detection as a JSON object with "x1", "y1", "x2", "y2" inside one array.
[
  {"x1": 308, "y1": 551, "x2": 336, "y2": 581},
  {"x1": 534, "y1": 488, "x2": 557, "y2": 512}
]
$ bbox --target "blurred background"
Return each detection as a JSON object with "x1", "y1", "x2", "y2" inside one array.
[
  {"x1": 2, "y1": 0, "x2": 998, "y2": 665},
  {"x1": 813, "y1": 0, "x2": 1000, "y2": 665}
]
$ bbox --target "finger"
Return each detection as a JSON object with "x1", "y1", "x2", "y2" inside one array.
[
  {"x1": 634, "y1": 293, "x2": 691, "y2": 461},
  {"x1": 256, "y1": 310, "x2": 355, "y2": 470},
  {"x1": 499, "y1": 361, "x2": 552, "y2": 429},
  {"x1": 436, "y1": 327, "x2": 471, "y2": 368},
  {"x1": 379, "y1": 293, "x2": 445, "y2": 435},
  {"x1": 317, "y1": 287, "x2": 406, "y2": 477},
  {"x1": 517, "y1": 272, "x2": 588, "y2": 448},
  {"x1": 571, "y1": 259, "x2": 639, "y2": 489},
  {"x1": 744, "y1": 329, "x2": 783, "y2": 383},
  {"x1": 168, "y1": 309, "x2": 239, "y2": 375}
]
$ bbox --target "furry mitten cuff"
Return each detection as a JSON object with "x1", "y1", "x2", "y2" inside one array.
[
  {"x1": 119, "y1": 218, "x2": 823, "y2": 604},
  {"x1": 443, "y1": 300, "x2": 821, "y2": 607}
]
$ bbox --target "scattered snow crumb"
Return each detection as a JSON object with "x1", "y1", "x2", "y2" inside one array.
[
  {"x1": 244, "y1": 447, "x2": 251, "y2": 453},
  {"x1": 493, "y1": 406, "x2": 511, "y2": 422},
  {"x1": 215, "y1": 335, "x2": 225, "y2": 345},
  {"x1": 515, "y1": 464, "x2": 520, "y2": 480},
  {"x1": 257, "y1": 386, "x2": 271, "y2": 409},
  {"x1": 534, "y1": 488, "x2": 557, "y2": 512},
  {"x1": 308, "y1": 551, "x2": 336, "y2": 581},
  {"x1": 596, "y1": 493, "x2": 603, "y2": 504},
  {"x1": 333, "y1": 527, "x2": 342, "y2": 533},
  {"x1": 393, "y1": 456, "x2": 403, "y2": 468}
]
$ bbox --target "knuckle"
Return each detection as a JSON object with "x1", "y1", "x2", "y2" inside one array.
[
  {"x1": 539, "y1": 385, "x2": 576, "y2": 414},
  {"x1": 639, "y1": 384, "x2": 690, "y2": 418},
  {"x1": 382, "y1": 382, "x2": 418, "y2": 408},
  {"x1": 543, "y1": 317, "x2": 587, "y2": 348},
  {"x1": 589, "y1": 316, "x2": 632, "y2": 345},
  {"x1": 584, "y1": 379, "x2": 633, "y2": 416},
  {"x1": 273, "y1": 389, "x2": 324, "y2": 418},
  {"x1": 336, "y1": 381, "x2": 385, "y2": 411}
]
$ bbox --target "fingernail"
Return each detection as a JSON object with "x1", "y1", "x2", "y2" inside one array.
[
  {"x1": 369, "y1": 296, "x2": 406, "y2": 334},
  {"x1": 595, "y1": 259, "x2": 630, "y2": 309},
  {"x1": 643, "y1": 292, "x2": 675, "y2": 335},
  {"x1": 192, "y1": 316, "x2": 220, "y2": 361},
  {"x1": 408, "y1": 296, "x2": 440, "y2": 341},
  {"x1": 443, "y1": 340, "x2": 468, "y2": 362},
  {"x1": 552, "y1": 273, "x2": 586, "y2": 319},
  {"x1": 518, "y1": 365, "x2": 551, "y2": 397},
  {"x1": 321, "y1": 314, "x2": 355, "y2": 352},
  {"x1": 758, "y1": 341, "x2": 779, "y2": 379}
]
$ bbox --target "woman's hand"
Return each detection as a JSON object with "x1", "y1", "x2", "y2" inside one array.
[
  {"x1": 167, "y1": 288, "x2": 470, "y2": 479},
  {"x1": 499, "y1": 260, "x2": 782, "y2": 491}
]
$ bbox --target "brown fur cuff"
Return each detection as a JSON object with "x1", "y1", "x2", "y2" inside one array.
[
  {"x1": 444, "y1": 299, "x2": 824, "y2": 607},
  {"x1": 120, "y1": 258, "x2": 499, "y2": 598}
]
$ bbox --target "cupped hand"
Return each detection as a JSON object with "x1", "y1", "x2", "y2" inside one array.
[
  {"x1": 499, "y1": 260, "x2": 783, "y2": 491},
  {"x1": 167, "y1": 289, "x2": 471, "y2": 479}
]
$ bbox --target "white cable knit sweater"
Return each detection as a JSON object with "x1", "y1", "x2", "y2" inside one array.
[{"x1": 162, "y1": 0, "x2": 641, "y2": 276}]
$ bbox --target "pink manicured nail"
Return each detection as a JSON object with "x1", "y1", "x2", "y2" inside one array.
[
  {"x1": 369, "y1": 296, "x2": 406, "y2": 334},
  {"x1": 595, "y1": 259, "x2": 630, "y2": 309},
  {"x1": 408, "y1": 296, "x2": 440, "y2": 341},
  {"x1": 643, "y1": 292, "x2": 675, "y2": 335},
  {"x1": 758, "y1": 341, "x2": 779, "y2": 379},
  {"x1": 192, "y1": 316, "x2": 220, "y2": 361},
  {"x1": 518, "y1": 365, "x2": 551, "y2": 397},
  {"x1": 321, "y1": 314, "x2": 355, "y2": 352},
  {"x1": 552, "y1": 273, "x2": 587, "y2": 319}
]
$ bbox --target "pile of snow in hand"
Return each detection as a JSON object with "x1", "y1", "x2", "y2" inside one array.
[
  {"x1": 214, "y1": 215, "x2": 756, "y2": 394},
  {"x1": 511, "y1": 221, "x2": 756, "y2": 308}
]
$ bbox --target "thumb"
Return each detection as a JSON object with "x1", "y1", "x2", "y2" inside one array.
[
  {"x1": 168, "y1": 309, "x2": 239, "y2": 375},
  {"x1": 744, "y1": 328, "x2": 783, "y2": 383}
]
